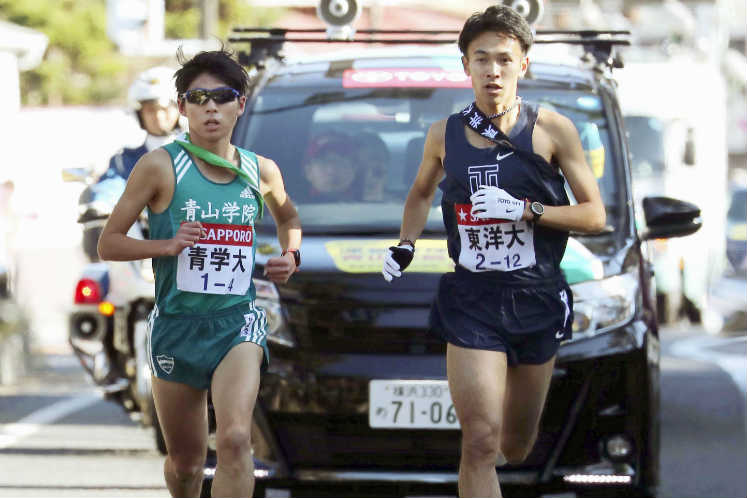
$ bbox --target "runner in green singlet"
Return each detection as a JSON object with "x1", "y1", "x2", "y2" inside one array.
[{"x1": 98, "y1": 48, "x2": 302, "y2": 498}]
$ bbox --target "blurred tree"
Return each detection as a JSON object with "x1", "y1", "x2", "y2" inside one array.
[
  {"x1": 0, "y1": 0, "x2": 127, "y2": 106},
  {"x1": 0, "y1": 0, "x2": 283, "y2": 106},
  {"x1": 165, "y1": 0, "x2": 283, "y2": 39}
]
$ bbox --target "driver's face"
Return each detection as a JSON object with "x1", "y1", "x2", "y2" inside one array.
[
  {"x1": 305, "y1": 151, "x2": 356, "y2": 194},
  {"x1": 139, "y1": 100, "x2": 180, "y2": 136}
]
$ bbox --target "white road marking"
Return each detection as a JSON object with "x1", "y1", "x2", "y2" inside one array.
[
  {"x1": 668, "y1": 335, "x2": 747, "y2": 397},
  {"x1": 0, "y1": 393, "x2": 101, "y2": 449}
]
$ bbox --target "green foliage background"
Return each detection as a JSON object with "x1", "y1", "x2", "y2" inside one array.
[{"x1": 0, "y1": 0, "x2": 282, "y2": 106}]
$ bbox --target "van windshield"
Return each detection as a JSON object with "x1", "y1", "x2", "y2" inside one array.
[{"x1": 234, "y1": 83, "x2": 623, "y2": 235}]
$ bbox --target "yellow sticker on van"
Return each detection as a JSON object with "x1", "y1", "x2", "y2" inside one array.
[{"x1": 325, "y1": 239, "x2": 453, "y2": 273}]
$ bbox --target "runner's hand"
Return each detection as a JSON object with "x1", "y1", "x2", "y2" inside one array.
[
  {"x1": 382, "y1": 243, "x2": 414, "y2": 282},
  {"x1": 167, "y1": 221, "x2": 204, "y2": 256},
  {"x1": 470, "y1": 186, "x2": 524, "y2": 221},
  {"x1": 264, "y1": 253, "x2": 297, "y2": 284}
]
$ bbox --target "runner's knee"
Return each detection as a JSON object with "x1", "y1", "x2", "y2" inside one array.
[
  {"x1": 216, "y1": 424, "x2": 252, "y2": 459},
  {"x1": 460, "y1": 419, "x2": 502, "y2": 462},
  {"x1": 166, "y1": 454, "x2": 204, "y2": 483}
]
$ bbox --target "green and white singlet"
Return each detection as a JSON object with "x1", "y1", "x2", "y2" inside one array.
[{"x1": 148, "y1": 142, "x2": 263, "y2": 315}]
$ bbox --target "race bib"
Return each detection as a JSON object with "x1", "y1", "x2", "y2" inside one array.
[
  {"x1": 455, "y1": 204, "x2": 535, "y2": 272},
  {"x1": 176, "y1": 222, "x2": 254, "y2": 295}
]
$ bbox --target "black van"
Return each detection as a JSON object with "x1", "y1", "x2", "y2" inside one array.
[{"x1": 197, "y1": 27, "x2": 701, "y2": 498}]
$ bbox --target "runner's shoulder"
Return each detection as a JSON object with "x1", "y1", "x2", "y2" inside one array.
[
  {"x1": 536, "y1": 107, "x2": 576, "y2": 138},
  {"x1": 131, "y1": 148, "x2": 173, "y2": 182},
  {"x1": 255, "y1": 153, "x2": 280, "y2": 181},
  {"x1": 426, "y1": 118, "x2": 448, "y2": 144}
]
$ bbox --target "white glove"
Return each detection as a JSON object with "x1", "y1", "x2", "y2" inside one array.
[
  {"x1": 470, "y1": 186, "x2": 524, "y2": 221},
  {"x1": 382, "y1": 243, "x2": 414, "y2": 282}
]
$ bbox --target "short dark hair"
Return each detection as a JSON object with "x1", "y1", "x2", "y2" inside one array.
[
  {"x1": 174, "y1": 46, "x2": 249, "y2": 96},
  {"x1": 458, "y1": 5, "x2": 533, "y2": 56}
]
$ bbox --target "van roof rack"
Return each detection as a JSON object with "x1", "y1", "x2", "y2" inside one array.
[{"x1": 229, "y1": 28, "x2": 630, "y2": 69}]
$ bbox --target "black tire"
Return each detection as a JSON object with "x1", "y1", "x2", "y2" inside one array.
[
  {"x1": 656, "y1": 291, "x2": 679, "y2": 324},
  {"x1": 150, "y1": 396, "x2": 168, "y2": 455},
  {"x1": 200, "y1": 477, "x2": 212, "y2": 498},
  {"x1": 576, "y1": 486, "x2": 655, "y2": 497},
  {"x1": 682, "y1": 296, "x2": 702, "y2": 324}
]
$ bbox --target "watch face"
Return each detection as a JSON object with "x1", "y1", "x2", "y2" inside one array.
[{"x1": 531, "y1": 201, "x2": 544, "y2": 216}]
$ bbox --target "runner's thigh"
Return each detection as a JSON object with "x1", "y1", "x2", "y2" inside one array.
[
  {"x1": 446, "y1": 343, "x2": 508, "y2": 426},
  {"x1": 152, "y1": 377, "x2": 208, "y2": 455},
  {"x1": 502, "y1": 356, "x2": 556, "y2": 437},
  {"x1": 211, "y1": 342, "x2": 263, "y2": 427}
]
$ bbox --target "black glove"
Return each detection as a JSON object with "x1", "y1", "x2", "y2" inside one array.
[{"x1": 382, "y1": 242, "x2": 415, "y2": 282}]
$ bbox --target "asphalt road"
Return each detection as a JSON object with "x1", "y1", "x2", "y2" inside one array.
[{"x1": 0, "y1": 321, "x2": 744, "y2": 498}]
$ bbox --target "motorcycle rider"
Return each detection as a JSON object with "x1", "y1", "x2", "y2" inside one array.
[
  {"x1": 101, "y1": 66, "x2": 182, "y2": 182},
  {"x1": 80, "y1": 66, "x2": 182, "y2": 261}
]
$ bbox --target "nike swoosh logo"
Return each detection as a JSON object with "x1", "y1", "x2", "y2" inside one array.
[
  {"x1": 496, "y1": 152, "x2": 514, "y2": 161},
  {"x1": 555, "y1": 330, "x2": 565, "y2": 340}
]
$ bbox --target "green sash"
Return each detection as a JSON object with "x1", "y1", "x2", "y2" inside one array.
[{"x1": 174, "y1": 133, "x2": 263, "y2": 218}]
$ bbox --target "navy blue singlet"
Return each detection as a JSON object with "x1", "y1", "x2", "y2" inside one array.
[
  {"x1": 428, "y1": 103, "x2": 575, "y2": 343},
  {"x1": 439, "y1": 102, "x2": 570, "y2": 284}
]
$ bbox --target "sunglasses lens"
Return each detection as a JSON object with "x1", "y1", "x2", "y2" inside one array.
[
  {"x1": 211, "y1": 88, "x2": 238, "y2": 104},
  {"x1": 185, "y1": 89, "x2": 209, "y2": 105},
  {"x1": 183, "y1": 88, "x2": 238, "y2": 105}
]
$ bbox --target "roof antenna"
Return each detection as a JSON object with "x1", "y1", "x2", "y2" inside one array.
[{"x1": 317, "y1": 0, "x2": 361, "y2": 40}]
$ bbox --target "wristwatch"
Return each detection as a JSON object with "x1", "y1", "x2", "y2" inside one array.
[
  {"x1": 282, "y1": 249, "x2": 301, "y2": 268},
  {"x1": 530, "y1": 201, "x2": 544, "y2": 221}
]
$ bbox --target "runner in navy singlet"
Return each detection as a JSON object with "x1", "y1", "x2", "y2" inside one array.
[{"x1": 381, "y1": 6, "x2": 606, "y2": 497}]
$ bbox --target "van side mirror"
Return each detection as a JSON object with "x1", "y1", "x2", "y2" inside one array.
[
  {"x1": 683, "y1": 128, "x2": 696, "y2": 166},
  {"x1": 640, "y1": 196, "x2": 701, "y2": 240}
]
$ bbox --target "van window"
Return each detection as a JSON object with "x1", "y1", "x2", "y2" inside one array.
[{"x1": 236, "y1": 83, "x2": 623, "y2": 236}]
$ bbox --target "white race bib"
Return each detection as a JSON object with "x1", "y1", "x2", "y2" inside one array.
[
  {"x1": 455, "y1": 203, "x2": 535, "y2": 272},
  {"x1": 176, "y1": 222, "x2": 254, "y2": 295}
]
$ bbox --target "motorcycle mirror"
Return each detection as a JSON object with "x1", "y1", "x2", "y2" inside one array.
[{"x1": 62, "y1": 167, "x2": 94, "y2": 184}]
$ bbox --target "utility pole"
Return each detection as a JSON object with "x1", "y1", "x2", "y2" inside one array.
[{"x1": 200, "y1": 0, "x2": 219, "y2": 39}]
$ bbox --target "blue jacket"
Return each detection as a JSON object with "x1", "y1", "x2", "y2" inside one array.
[
  {"x1": 97, "y1": 144, "x2": 148, "y2": 183},
  {"x1": 79, "y1": 144, "x2": 148, "y2": 211}
]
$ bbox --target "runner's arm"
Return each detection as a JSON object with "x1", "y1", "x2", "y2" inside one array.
[
  {"x1": 98, "y1": 149, "x2": 201, "y2": 261},
  {"x1": 259, "y1": 155, "x2": 302, "y2": 282},
  {"x1": 535, "y1": 110, "x2": 606, "y2": 233},
  {"x1": 259, "y1": 155, "x2": 302, "y2": 252},
  {"x1": 399, "y1": 120, "x2": 446, "y2": 243}
]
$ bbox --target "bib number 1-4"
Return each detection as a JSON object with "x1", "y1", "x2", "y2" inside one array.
[
  {"x1": 176, "y1": 222, "x2": 254, "y2": 295},
  {"x1": 455, "y1": 204, "x2": 536, "y2": 272}
]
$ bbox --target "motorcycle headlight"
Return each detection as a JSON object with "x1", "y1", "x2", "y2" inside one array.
[
  {"x1": 253, "y1": 278, "x2": 295, "y2": 347},
  {"x1": 568, "y1": 271, "x2": 638, "y2": 342}
]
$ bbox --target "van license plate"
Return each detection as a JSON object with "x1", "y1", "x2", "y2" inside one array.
[{"x1": 369, "y1": 380, "x2": 459, "y2": 429}]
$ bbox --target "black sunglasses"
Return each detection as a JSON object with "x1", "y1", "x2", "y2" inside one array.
[{"x1": 180, "y1": 87, "x2": 240, "y2": 105}]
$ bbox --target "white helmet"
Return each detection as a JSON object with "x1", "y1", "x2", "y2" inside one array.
[{"x1": 127, "y1": 66, "x2": 177, "y2": 111}]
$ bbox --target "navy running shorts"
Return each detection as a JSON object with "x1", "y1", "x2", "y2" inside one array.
[{"x1": 428, "y1": 268, "x2": 573, "y2": 366}]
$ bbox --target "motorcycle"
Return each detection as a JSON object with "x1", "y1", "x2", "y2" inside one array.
[{"x1": 63, "y1": 167, "x2": 166, "y2": 453}]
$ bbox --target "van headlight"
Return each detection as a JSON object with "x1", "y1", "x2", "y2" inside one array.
[
  {"x1": 253, "y1": 277, "x2": 295, "y2": 347},
  {"x1": 568, "y1": 271, "x2": 638, "y2": 342}
]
